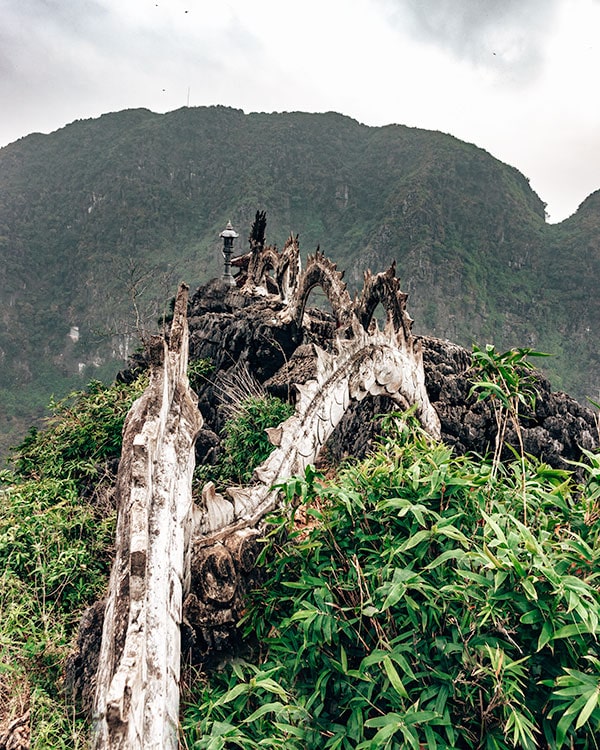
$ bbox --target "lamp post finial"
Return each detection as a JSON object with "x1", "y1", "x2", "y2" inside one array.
[{"x1": 219, "y1": 220, "x2": 239, "y2": 286}]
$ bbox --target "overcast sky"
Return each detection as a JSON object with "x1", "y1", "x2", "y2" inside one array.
[{"x1": 2, "y1": 0, "x2": 599, "y2": 223}]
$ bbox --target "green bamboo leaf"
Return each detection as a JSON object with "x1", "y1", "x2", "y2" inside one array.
[
  {"x1": 436, "y1": 524, "x2": 470, "y2": 545},
  {"x1": 340, "y1": 645, "x2": 348, "y2": 674},
  {"x1": 520, "y1": 609, "x2": 541, "y2": 625},
  {"x1": 273, "y1": 721, "x2": 307, "y2": 739},
  {"x1": 456, "y1": 569, "x2": 493, "y2": 586},
  {"x1": 252, "y1": 677, "x2": 289, "y2": 698},
  {"x1": 361, "y1": 604, "x2": 379, "y2": 617},
  {"x1": 555, "y1": 695, "x2": 587, "y2": 746},
  {"x1": 209, "y1": 720, "x2": 238, "y2": 737},
  {"x1": 212, "y1": 682, "x2": 250, "y2": 707},
  {"x1": 470, "y1": 382, "x2": 511, "y2": 407},
  {"x1": 398, "y1": 528, "x2": 431, "y2": 552},
  {"x1": 381, "y1": 582, "x2": 406, "y2": 611},
  {"x1": 508, "y1": 551, "x2": 526, "y2": 577},
  {"x1": 434, "y1": 685, "x2": 449, "y2": 715},
  {"x1": 521, "y1": 577, "x2": 538, "y2": 600},
  {"x1": 482, "y1": 512, "x2": 507, "y2": 544},
  {"x1": 242, "y1": 701, "x2": 287, "y2": 723},
  {"x1": 404, "y1": 710, "x2": 438, "y2": 725},
  {"x1": 425, "y1": 549, "x2": 466, "y2": 570},
  {"x1": 537, "y1": 620, "x2": 553, "y2": 651},
  {"x1": 364, "y1": 712, "x2": 403, "y2": 728},
  {"x1": 388, "y1": 651, "x2": 417, "y2": 681},
  {"x1": 575, "y1": 686, "x2": 600, "y2": 730},
  {"x1": 482, "y1": 543, "x2": 505, "y2": 570},
  {"x1": 552, "y1": 623, "x2": 588, "y2": 640},
  {"x1": 383, "y1": 655, "x2": 409, "y2": 698}
]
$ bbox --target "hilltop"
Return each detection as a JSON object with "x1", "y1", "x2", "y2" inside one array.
[{"x1": 0, "y1": 106, "x2": 598, "y2": 454}]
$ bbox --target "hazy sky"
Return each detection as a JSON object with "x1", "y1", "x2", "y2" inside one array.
[{"x1": 2, "y1": 0, "x2": 599, "y2": 222}]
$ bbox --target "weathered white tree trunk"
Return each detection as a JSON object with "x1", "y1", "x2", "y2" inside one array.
[{"x1": 92, "y1": 284, "x2": 202, "y2": 750}]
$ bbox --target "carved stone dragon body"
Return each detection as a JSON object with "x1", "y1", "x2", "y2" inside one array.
[{"x1": 92, "y1": 230, "x2": 441, "y2": 749}]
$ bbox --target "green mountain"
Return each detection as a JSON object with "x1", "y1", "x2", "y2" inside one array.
[{"x1": 1, "y1": 106, "x2": 598, "y2": 456}]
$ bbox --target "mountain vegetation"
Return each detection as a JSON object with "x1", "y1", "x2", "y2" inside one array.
[
  {"x1": 1, "y1": 106, "x2": 599, "y2": 456},
  {"x1": 0, "y1": 376, "x2": 147, "y2": 746},
  {"x1": 184, "y1": 415, "x2": 600, "y2": 750},
  {"x1": 1, "y1": 369, "x2": 599, "y2": 747}
]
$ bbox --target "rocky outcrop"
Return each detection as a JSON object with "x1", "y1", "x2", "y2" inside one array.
[
  {"x1": 420, "y1": 336, "x2": 598, "y2": 472},
  {"x1": 177, "y1": 234, "x2": 597, "y2": 661},
  {"x1": 84, "y1": 235, "x2": 444, "y2": 748},
  {"x1": 187, "y1": 284, "x2": 598, "y2": 479},
  {"x1": 180, "y1": 238, "x2": 442, "y2": 661}
]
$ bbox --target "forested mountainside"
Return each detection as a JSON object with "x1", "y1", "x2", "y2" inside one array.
[{"x1": 0, "y1": 106, "x2": 598, "y2": 456}]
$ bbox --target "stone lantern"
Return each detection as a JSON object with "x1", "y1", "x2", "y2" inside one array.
[{"x1": 219, "y1": 220, "x2": 239, "y2": 286}]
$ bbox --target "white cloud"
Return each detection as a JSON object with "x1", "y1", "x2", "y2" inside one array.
[
  {"x1": 381, "y1": 0, "x2": 560, "y2": 77},
  {"x1": 0, "y1": 0, "x2": 599, "y2": 221}
]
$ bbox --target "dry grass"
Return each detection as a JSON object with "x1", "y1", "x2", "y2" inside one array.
[
  {"x1": 217, "y1": 364, "x2": 265, "y2": 420},
  {"x1": 0, "y1": 669, "x2": 30, "y2": 746}
]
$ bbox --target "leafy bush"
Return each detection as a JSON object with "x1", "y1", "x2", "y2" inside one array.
[
  {"x1": 206, "y1": 395, "x2": 295, "y2": 487},
  {"x1": 183, "y1": 415, "x2": 600, "y2": 749},
  {"x1": 12, "y1": 375, "x2": 147, "y2": 486},
  {"x1": 0, "y1": 475, "x2": 115, "y2": 746},
  {"x1": 188, "y1": 358, "x2": 213, "y2": 393},
  {"x1": 470, "y1": 345, "x2": 550, "y2": 481},
  {"x1": 0, "y1": 375, "x2": 147, "y2": 747}
]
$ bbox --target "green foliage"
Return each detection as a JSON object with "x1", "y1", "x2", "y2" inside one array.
[
  {"x1": 470, "y1": 345, "x2": 551, "y2": 509},
  {"x1": 12, "y1": 374, "x2": 147, "y2": 485},
  {"x1": 470, "y1": 344, "x2": 549, "y2": 412},
  {"x1": 183, "y1": 414, "x2": 600, "y2": 749},
  {"x1": 0, "y1": 375, "x2": 147, "y2": 745},
  {"x1": 188, "y1": 358, "x2": 213, "y2": 393},
  {"x1": 0, "y1": 474, "x2": 115, "y2": 746},
  {"x1": 0, "y1": 477, "x2": 113, "y2": 617},
  {"x1": 206, "y1": 395, "x2": 294, "y2": 487}
]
